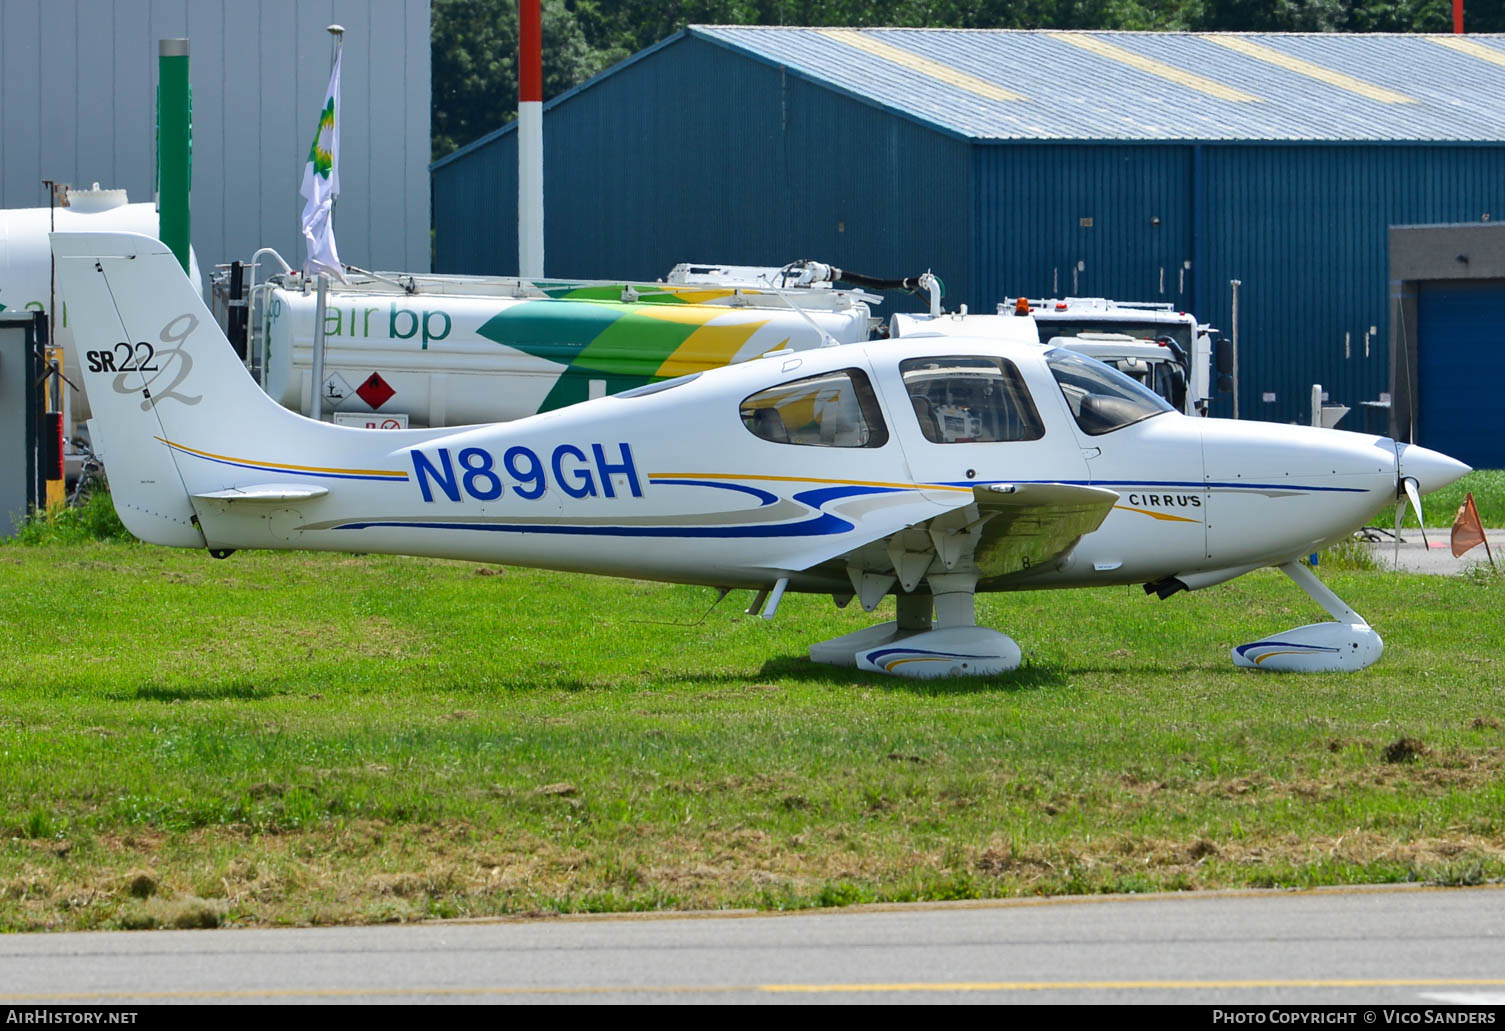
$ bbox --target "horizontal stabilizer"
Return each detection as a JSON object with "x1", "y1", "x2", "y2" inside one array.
[{"x1": 191, "y1": 484, "x2": 331, "y2": 503}]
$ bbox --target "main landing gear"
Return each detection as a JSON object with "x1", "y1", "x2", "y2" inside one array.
[
  {"x1": 805, "y1": 482, "x2": 1118, "y2": 680},
  {"x1": 806, "y1": 558, "x2": 1383, "y2": 679},
  {"x1": 808, "y1": 572, "x2": 1022, "y2": 679}
]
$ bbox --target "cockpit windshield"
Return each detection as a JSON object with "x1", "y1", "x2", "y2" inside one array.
[{"x1": 1045, "y1": 348, "x2": 1175, "y2": 436}]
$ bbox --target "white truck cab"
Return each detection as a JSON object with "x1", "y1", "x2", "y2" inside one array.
[
  {"x1": 891, "y1": 297, "x2": 1225, "y2": 417},
  {"x1": 1023, "y1": 298, "x2": 1220, "y2": 416},
  {"x1": 1049, "y1": 332, "x2": 1190, "y2": 415}
]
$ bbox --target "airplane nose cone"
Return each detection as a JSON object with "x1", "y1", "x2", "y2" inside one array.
[{"x1": 1398, "y1": 442, "x2": 1471, "y2": 494}]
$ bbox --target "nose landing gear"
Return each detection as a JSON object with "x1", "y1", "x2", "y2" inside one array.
[{"x1": 1232, "y1": 561, "x2": 1383, "y2": 673}]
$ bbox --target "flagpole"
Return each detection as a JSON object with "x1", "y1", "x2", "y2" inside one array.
[
  {"x1": 300, "y1": 24, "x2": 345, "y2": 282},
  {"x1": 307, "y1": 24, "x2": 344, "y2": 422},
  {"x1": 518, "y1": 0, "x2": 544, "y2": 278},
  {"x1": 327, "y1": 25, "x2": 343, "y2": 213}
]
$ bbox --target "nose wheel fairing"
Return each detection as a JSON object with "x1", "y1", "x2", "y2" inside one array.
[
  {"x1": 1232, "y1": 622, "x2": 1383, "y2": 672},
  {"x1": 1232, "y1": 560, "x2": 1383, "y2": 673}
]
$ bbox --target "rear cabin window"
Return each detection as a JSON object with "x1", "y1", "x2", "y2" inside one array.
[
  {"x1": 740, "y1": 368, "x2": 889, "y2": 448},
  {"x1": 899, "y1": 356, "x2": 1045, "y2": 443}
]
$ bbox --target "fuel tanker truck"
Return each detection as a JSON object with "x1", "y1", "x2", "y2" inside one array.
[
  {"x1": 238, "y1": 257, "x2": 1221, "y2": 429},
  {"x1": 250, "y1": 260, "x2": 899, "y2": 428}
]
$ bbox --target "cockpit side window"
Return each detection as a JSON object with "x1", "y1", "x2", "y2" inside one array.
[
  {"x1": 898, "y1": 356, "x2": 1044, "y2": 444},
  {"x1": 1045, "y1": 348, "x2": 1174, "y2": 436},
  {"x1": 740, "y1": 368, "x2": 889, "y2": 448}
]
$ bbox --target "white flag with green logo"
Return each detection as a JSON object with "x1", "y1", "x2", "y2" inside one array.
[{"x1": 299, "y1": 47, "x2": 345, "y2": 281}]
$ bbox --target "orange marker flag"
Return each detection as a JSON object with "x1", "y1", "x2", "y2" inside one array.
[{"x1": 1450, "y1": 492, "x2": 1493, "y2": 565}]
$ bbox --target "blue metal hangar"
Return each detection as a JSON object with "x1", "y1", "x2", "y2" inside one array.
[{"x1": 431, "y1": 28, "x2": 1505, "y2": 438}]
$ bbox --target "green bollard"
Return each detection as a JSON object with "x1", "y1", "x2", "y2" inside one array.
[{"x1": 157, "y1": 38, "x2": 191, "y2": 275}]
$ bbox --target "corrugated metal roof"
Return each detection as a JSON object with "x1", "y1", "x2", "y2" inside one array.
[{"x1": 690, "y1": 27, "x2": 1505, "y2": 141}]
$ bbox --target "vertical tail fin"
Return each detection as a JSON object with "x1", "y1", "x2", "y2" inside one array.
[{"x1": 50, "y1": 231, "x2": 296, "y2": 546}]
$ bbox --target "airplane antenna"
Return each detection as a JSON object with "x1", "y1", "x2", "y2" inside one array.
[
  {"x1": 628, "y1": 587, "x2": 732, "y2": 628},
  {"x1": 1396, "y1": 291, "x2": 1418, "y2": 446},
  {"x1": 1388, "y1": 291, "x2": 1428, "y2": 568},
  {"x1": 1361, "y1": 290, "x2": 1422, "y2": 551}
]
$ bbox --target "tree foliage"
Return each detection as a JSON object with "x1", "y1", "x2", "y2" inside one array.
[
  {"x1": 433, "y1": 0, "x2": 1502, "y2": 159},
  {"x1": 432, "y1": 0, "x2": 609, "y2": 159}
]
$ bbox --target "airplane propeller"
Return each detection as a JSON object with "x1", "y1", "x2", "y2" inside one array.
[
  {"x1": 1391, "y1": 440, "x2": 1431, "y2": 567},
  {"x1": 1392, "y1": 476, "x2": 1429, "y2": 566}
]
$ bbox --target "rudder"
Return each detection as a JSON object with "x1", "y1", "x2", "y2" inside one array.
[{"x1": 51, "y1": 232, "x2": 297, "y2": 547}]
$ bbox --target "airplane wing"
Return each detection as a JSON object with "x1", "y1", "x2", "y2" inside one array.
[{"x1": 799, "y1": 482, "x2": 1119, "y2": 606}]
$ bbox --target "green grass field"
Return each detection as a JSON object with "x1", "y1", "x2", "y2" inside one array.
[{"x1": 1, "y1": 534, "x2": 1502, "y2": 932}]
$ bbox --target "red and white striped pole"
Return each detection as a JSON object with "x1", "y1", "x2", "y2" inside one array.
[{"x1": 518, "y1": 0, "x2": 544, "y2": 278}]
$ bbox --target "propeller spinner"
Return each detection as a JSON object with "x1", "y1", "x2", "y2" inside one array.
[{"x1": 1392, "y1": 442, "x2": 1472, "y2": 565}]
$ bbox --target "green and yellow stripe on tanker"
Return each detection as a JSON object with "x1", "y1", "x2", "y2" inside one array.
[
  {"x1": 478, "y1": 299, "x2": 786, "y2": 412},
  {"x1": 528, "y1": 281, "x2": 755, "y2": 306}
]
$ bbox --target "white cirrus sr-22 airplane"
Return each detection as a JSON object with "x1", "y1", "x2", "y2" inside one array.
[{"x1": 53, "y1": 232, "x2": 1470, "y2": 678}]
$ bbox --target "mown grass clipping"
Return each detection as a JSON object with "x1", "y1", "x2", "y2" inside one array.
[{"x1": 1, "y1": 538, "x2": 1501, "y2": 931}]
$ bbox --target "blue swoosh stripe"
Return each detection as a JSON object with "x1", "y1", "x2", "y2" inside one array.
[
  {"x1": 331, "y1": 514, "x2": 854, "y2": 538},
  {"x1": 793, "y1": 484, "x2": 903, "y2": 508},
  {"x1": 335, "y1": 480, "x2": 918, "y2": 538},
  {"x1": 865, "y1": 646, "x2": 998, "y2": 662},
  {"x1": 331, "y1": 511, "x2": 855, "y2": 538},
  {"x1": 1234, "y1": 639, "x2": 1341, "y2": 657},
  {"x1": 941, "y1": 478, "x2": 1370, "y2": 494},
  {"x1": 648, "y1": 478, "x2": 780, "y2": 507}
]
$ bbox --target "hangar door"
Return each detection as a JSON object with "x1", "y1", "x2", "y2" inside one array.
[{"x1": 1417, "y1": 280, "x2": 1505, "y2": 470}]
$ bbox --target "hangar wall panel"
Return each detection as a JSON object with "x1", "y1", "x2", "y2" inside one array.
[
  {"x1": 0, "y1": 0, "x2": 431, "y2": 274},
  {"x1": 972, "y1": 143, "x2": 1505, "y2": 424},
  {"x1": 1200, "y1": 145, "x2": 1505, "y2": 423},
  {"x1": 972, "y1": 144, "x2": 1194, "y2": 311},
  {"x1": 433, "y1": 130, "x2": 520, "y2": 278},
  {"x1": 433, "y1": 36, "x2": 973, "y2": 309}
]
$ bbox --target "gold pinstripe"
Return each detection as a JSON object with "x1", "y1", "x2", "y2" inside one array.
[
  {"x1": 157, "y1": 437, "x2": 409, "y2": 479},
  {"x1": 1112, "y1": 504, "x2": 1200, "y2": 523}
]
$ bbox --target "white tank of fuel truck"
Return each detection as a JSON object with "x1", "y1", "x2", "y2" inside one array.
[{"x1": 257, "y1": 268, "x2": 877, "y2": 427}]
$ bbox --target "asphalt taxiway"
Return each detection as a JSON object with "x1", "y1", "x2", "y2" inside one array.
[
  {"x1": 1364, "y1": 528, "x2": 1503, "y2": 575},
  {"x1": 3, "y1": 884, "x2": 1503, "y2": 1005}
]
